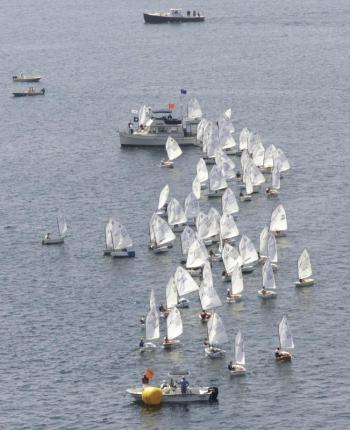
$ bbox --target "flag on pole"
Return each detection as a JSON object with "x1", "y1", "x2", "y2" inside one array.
[{"x1": 180, "y1": 89, "x2": 187, "y2": 95}]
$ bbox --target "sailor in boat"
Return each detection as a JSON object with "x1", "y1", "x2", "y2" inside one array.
[
  {"x1": 159, "y1": 303, "x2": 167, "y2": 313},
  {"x1": 261, "y1": 286, "x2": 267, "y2": 296},
  {"x1": 236, "y1": 172, "x2": 242, "y2": 182},
  {"x1": 139, "y1": 338, "x2": 145, "y2": 348},
  {"x1": 203, "y1": 337, "x2": 209, "y2": 347},
  {"x1": 142, "y1": 373, "x2": 149, "y2": 385},
  {"x1": 200, "y1": 309, "x2": 211, "y2": 321},
  {"x1": 228, "y1": 361, "x2": 236, "y2": 371},
  {"x1": 179, "y1": 376, "x2": 189, "y2": 394},
  {"x1": 128, "y1": 122, "x2": 133, "y2": 135},
  {"x1": 140, "y1": 316, "x2": 145, "y2": 325},
  {"x1": 164, "y1": 335, "x2": 170, "y2": 345},
  {"x1": 44, "y1": 232, "x2": 51, "y2": 240},
  {"x1": 275, "y1": 347, "x2": 281, "y2": 358}
]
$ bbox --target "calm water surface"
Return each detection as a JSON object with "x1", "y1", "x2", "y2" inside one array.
[{"x1": 0, "y1": 0, "x2": 349, "y2": 429}]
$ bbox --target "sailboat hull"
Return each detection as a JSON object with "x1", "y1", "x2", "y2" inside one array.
[
  {"x1": 42, "y1": 237, "x2": 64, "y2": 245},
  {"x1": 163, "y1": 339, "x2": 181, "y2": 349},
  {"x1": 258, "y1": 289, "x2": 276, "y2": 299},
  {"x1": 140, "y1": 342, "x2": 157, "y2": 353},
  {"x1": 208, "y1": 189, "x2": 225, "y2": 198},
  {"x1": 275, "y1": 351, "x2": 292, "y2": 361},
  {"x1": 226, "y1": 294, "x2": 242, "y2": 303},
  {"x1": 295, "y1": 278, "x2": 314, "y2": 287},
  {"x1": 229, "y1": 365, "x2": 246, "y2": 376},
  {"x1": 205, "y1": 347, "x2": 225, "y2": 358},
  {"x1": 111, "y1": 249, "x2": 135, "y2": 257}
]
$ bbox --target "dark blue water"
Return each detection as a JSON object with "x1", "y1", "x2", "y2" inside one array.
[{"x1": 1, "y1": 0, "x2": 350, "y2": 428}]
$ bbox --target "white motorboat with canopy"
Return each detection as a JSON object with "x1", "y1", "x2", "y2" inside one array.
[
  {"x1": 42, "y1": 210, "x2": 68, "y2": 245},
  {"x1": 228, "y1": 330, "x2": 246, "y2": 375},
  {"x1": 239, "y1": 235, "x2": 258, "y2": 273},
  {"x1": 222, "y1": 188, "x2": 239, "y2": 216},
  {"x1": 167, "y1": 198, "x2": 187, "y2": 232},
  {"x1": 295, "y1": 248, "x2": 314, "y2": 286},
  {"x1": 276, "y1": 316, "x2": 294, "y2": 361},
  {"x1": 258, "y1": 260, "x2": 277, "y2": 298},
  {"x1": 226, "y1": 262, "x2": 244, "y2": 302},
  {"x1": 161, "y1": 137, "x2": 183, "y2": 168},
  {"x1": 156, "y1": 184, "x2": 170, "y2": 217},
  {"x1": 163, "y1": 307, "x2": 183, "y2": 349},
  {"x1": 149, "y1": 214, "x2": 176, "y2": 253},
  {"x1": 208, "y1": 165, "x2": 228, "y2": 197},
  {"x1": 270, "y1": 204, "x2": 287, "y2": 237},
  {"x1": 205, "y1": 313, "x2": 228, "y2": 358},
  {"x1": 111, "y1": 222, "x2": 135, "y2": 257}
]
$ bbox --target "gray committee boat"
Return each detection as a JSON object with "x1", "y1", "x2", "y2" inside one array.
[
  {"x1": 119, "y1": 105, "x2": 200, "y2": 147},
  {"x1": 144, "y1": 8, "x2": 205, "y2": 24},
  {"x1": 13, "y1": 87, "x2": 45, "y2": 97}
]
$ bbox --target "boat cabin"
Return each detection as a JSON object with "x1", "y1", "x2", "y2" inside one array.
[{"x1": 169, "y1": 8, "x2": 183, "y2": 17}]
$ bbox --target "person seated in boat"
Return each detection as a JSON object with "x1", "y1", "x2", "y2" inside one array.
[
  {"x1": 228, "y1": 361, "x2": 236, "y2": 371},
  {"x1": 200, "y1": 309, "x2": 210, "y2": 320},
  {"x1": 164, "y1": 335, "x2": 170, "y2": 344},
  {"x1": 159, "y1": 303, "x2": 166, "y2": 313},
  {"x1": 180, "y1": 376, "x2": 189, "y2": 394},
  {"x1": 139, "y1": 338, "x2": 144, "y2": 348},
  {"x1": 227, "y1": 289, "x2": 232, "y2": 298},
  {"x1": 140, "y1": 124, "x2": 144, "y2": 131},
  {"x1": 140, "y1": 315, "x2": 145, "y2": 325},
  {"x1": 203, "y1": 337, "x2": 209, "y2": 347},
  {"x1": 265, "y1": 187, "x2": 271, "y2": 194},
  {"x1": 142, "y1": 373, "x2": 149, "y2": 385},
  {"x1": 160, "y1": 380, "x2": 168, "y2": 390},
  {"x1": 239, "y1": 191, "x2": 244, "y2": 198},
  {"x1": 299, "y1": 278, "x2": 304, "y2": 284},
  {"x1": 187, "y1": 10, "x2": 190, "y2": 16},
  {"x1": 275, "y1": 347, "x2": 281, "y2": 358},
  {"x1": 236, "y1": 172, "x2": 242, "y2": 181},
  {"x1": 261, "y1": 286, "x2": 267, "y2": 295},
  {"x1": 209, "y1": 249, "x2": 215, "y2": 257},
  {"x1": 44, "y1": 233, "x2": 51, "y2": 240},
  {"x1": 222, "y1": 269, "x2": 228, "y2": 277}
]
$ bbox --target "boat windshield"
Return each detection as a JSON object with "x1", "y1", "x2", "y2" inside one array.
[{"x1": 170, "y1": 9, "x2": 183, "y2": 16}]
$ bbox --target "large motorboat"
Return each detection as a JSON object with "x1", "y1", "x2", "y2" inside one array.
[
  {"x1": 119, "y1": 107, "x2": 198, "y2": 147},
  {"x1": 13, "y1": 73, "x2": 41, "y2": 82},
  {"x1": 144, "y1": 9, "x2": 205, "y2": 24},
  {"x1": 13, "y1": 87, "x2": 45, "y2": 97}
]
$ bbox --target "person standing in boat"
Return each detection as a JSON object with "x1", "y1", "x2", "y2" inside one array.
[
  {"x1": 139, "y1": 338, "x2": 144, "y2": 348},
  {"x1": 179, "y1": 377, "x2": 189, "y2": 394},
  {"x1": 142, "y1": 372, "x2": 149, "y2": 385},
  {"x1": 128, "y1": 122, "x2": 133, "y2": 135}
]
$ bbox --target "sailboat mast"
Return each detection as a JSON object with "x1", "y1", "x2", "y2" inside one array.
[{"x1": 57, "y1": 216, "x2": 60, "y2": 237}]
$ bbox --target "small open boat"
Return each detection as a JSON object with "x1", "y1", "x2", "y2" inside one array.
[
  {"x1": 144, "y1": 8, "x2": 205, "y2": 24},
  {"x1": 160, "y1": 136, "x2": 182, "y2": 168},
  {"x1": 13, "y1": 87, "x2": 45, "y2": 97},
  {"x1": 258, "y1": 260, "x2": 277, "y2": 299},
  {"x1": 162, "y1": 307, "x2": 183, "y2": 349},
  {"x1": 204, "y1": 313, "x2": 228, "y2": 358},
  {"x1": 13, "y1": 74, "x2": 41, "y2": 82},
  {"x1": 228, "y1": 330, "x2": 246, "y2": 376}
]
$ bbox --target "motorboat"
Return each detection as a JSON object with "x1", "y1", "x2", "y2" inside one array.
[
  {"x1": 143, "y1": 8, "x2": 205, "y2": 24},
  {"x1": 13, "y1": 73, "x2": 41, "y2": 82},
  {"x1": 119, "y1": 107, "x2": 198, "y2": 147},
  {"x1": 13, "y1": 87, "x2": 45, "y2": 97}
]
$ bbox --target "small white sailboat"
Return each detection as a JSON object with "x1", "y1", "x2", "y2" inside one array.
[
  {"x1": 184, "y1": 192, "x2": 200, "y2": 226},
  {"x1": 156, "y1": 184, "x2": 170, "y2": 217},
  {"x1": 216, "y1": 150, "x2": 236, "y2": 181},
  {"x1": 163, "y1": 307, "x2": 183, "y2": 349},
  {"x1": 110, "y1": 223, "x2": 135, "y2": 257},
  {"x1": 228, "y1": 330, "x2": 246, "y2": 375},
  {"x1": 149, "y1": 214, "x2": 176, "y2": 253},
  {"x1": 239, "y1": 171, "x2": 253, "y2": 202},
  {"x1": 274, "y1": 148, "x2": 290, "y2": 174},
  {"x1": 42, "y1": 210, "x2": 67, "y2": 245},
  {"x1": 261, "y1": 144, "x2": 277, "y2": 173},
  {"x1": 104, "y1": 217, "x2": 117, "y2": 255},
  {"x1": 259, "y1": 226, "x2": 269, "y2": 262},
  {"x1": 167, "y1": 197, "x2": 187, "y2": 232},
  {"x1": 196, "y1": 158, "x2": 209, "y2": 189},
  {"x1": 160, "y1": 276, "x2": 178, "y2": 318},
  {"x1": 267, "y1": 232, "x2": 278, "y2": 271},
  {"x1": 208, "y1": 165, "x2": 228, "y2": 198},
  {"x1": 192, "y1": 175, "x2": 202, "y2": 199},
  {"x1": 205, "y1": 313, "x2": 228, "y2": 358},
  {"x1": 239, "y1": 235, "x2": 258, "y2": 273},
  {"x1": 270, "y1": 204, "x2": 287, "y2": 237},
  {"x1": 258, "y1": 260, "x2": 277, "y2": 299},
  {"x1": 220, "y1": 213, "x2": 240, "y2": 244},
  {"x1": 186, "y1": 238, "x2": 209, "y2": 276},
  {"x1": 180, "y1": 226, "x2": 196, "y2": 263},
  {"x1": 140, "y1": 289, "x2": 159, "y2": 353},
  {"x1": 226, "y1": 262, "x2": 244, "y2": 303},
  {"x1": 295, "y1": 249, "x2": 314, "y2": 286},
  {"x1": 275, "y1": 316, "x2": 294, "y2": 361},
  {"x1": 160, "y1": 136, "x2": 182, "y2": 168},
  {"x1": 199, "y1": 263, "x2": 221, "y2": 322},
  {"x1": 222, "y1": 188, "x2": 239, "y2": 216},
  {"x1": 222, "y1": 242, "x2": 243, "y2": 281},
  {"x1": 174, "y1": 266, "x2": 199, "y2": 308},
  {"x1": 266, "y1": 166, "x2": 280, "y2": 197}
]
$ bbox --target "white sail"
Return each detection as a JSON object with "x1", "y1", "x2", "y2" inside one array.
[
  {"x1": 196, "y1": 158, "x2": 209, "y2": 183},
  {"x1": 259, "y1": 226, "x2": 269, "y2": 257},
  {"x1": 220, "y1": 131, "x2": 237, "y2": 150},
  {"x1": 57, "y1": 210, "x2": 67, "y2": 237},
  {"x1": 216, "y1": 151, "x2": 236, "y2": 180},
  {"x1": 166, "y1": 277, "x2": 178, "y2": 309},
  {"x1": 184, "y1": 192, "x2": 200, "y2": 220},
  {"x1": 187, "y1": 98, "x2": 203, "y2": 119},
  {"x1": 197, "y1": 118, "x2": 208, "y2": 142},
  {"x1": 152, "y1": 215, "x2": 176, "y2": 246},
  {"x1": 239, "y1": 128, "x2": 250, "y2": 151},
  {"x1": 207, "y1": 207, "x2": 221, "y2": 238},
  {"x1": 209, "y1": 165, "x2": 228, "y2": 191},
  {"x1": 186, "y1": 239, "x2": 208, "y2": 269},
  {"x1": 250, "y1": 164, "x2": 266, "y2": 186},
  {"x1": 298, "y1": 249, "x2": 312, "y2": 279},
  {"x1": 208, "y1": 313, "x2": 228, "y2": 346},
  {"x1": 230, "y1": 262, "x2": 244, "y2": 295},
  {"x1": 274, "y1": 148, "x2": 290, "y2": 172},
  {"x1": 192, "y1": 175, "x2": 201, "y2": 199},
  {"x1": 202, "y1": 261, "x2": 213, "y2": 288},
  {"x1": 167, "y1": 198, "x2": 187, "y2": 226},
  {"x1": 239, "y1": 235, "x2": 258, "y2": 265},
  {"x1": 114, "y1": 224, "x2": 133, "y2": 249},
  {"x1": 279, "y1": 316, "x2": 294, "y2": 350},
  {"x1": 245, "y1": 173, "x2": 253, "y2": 195},
  {"x1": 262, "y1": 260, "x2": 276, "y2": 289},
  {"x1": 222, "y1": 188, "x2": 239, "y2": 215},
  {"x1": 270, "y1": 204, "x2": 287, "y2": 232},
  {"x1": 166, "y1": 136, "x2": 182, "y2": 161},
  {"x1": 167, "y1": 307, "x2": 183, "y2": 340},
  {"x1": 199, "y1": 284, "x2": 222, "y2": 310},
  {"x1": 222, "y1": 243, "x2": 243, "y2": 273},
  {"x1": 145, "y1": 307, "x2": 159, "y2": 340},
  {"x1": 150, "y1": 288, "x2": 157, "y2": 311},
  {"x1": 271, "y1": 166, "x2": 280, "y2": 189},
  {"x1": 252, "y1": 141, "x2": 265, "y2": 167},
  {"x1": 196, "y1": 212, "x2": 211, "y2": 240},
  {"x1": 105, "y1": 218, "x2": 117, "y2": 249},
  {"x1": 181, "y1": 226, "x2": 196, "y2": 256},
  {"x1": 220, "y1": 213, "x2": 239, "y2": 240},
  {"x1": 267, "y1": 233, "x2": 278, "y2": 263},
  {"x1": 174, "y1": 266, "x2": 199, "y2": 296},
  {"x1": 158, "y1": 184, "x2": 170, "y2": 210},
  {"x1": 264, "y1": 144, "x2": 277, "y2": 168},
  {"x1": 139, "y1": 105, "x2": 151, "y2": 127},
  {"x1": 235, "y1": 330, "x2": 245, "y2": 365},
  {"x1": 205, "y1": 123, "x2": 220, "y2": 158}
]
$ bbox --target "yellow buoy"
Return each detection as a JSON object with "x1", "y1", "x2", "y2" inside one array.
[{"x1": 141, "y1": 386, "x2": 163, "y2": 405}]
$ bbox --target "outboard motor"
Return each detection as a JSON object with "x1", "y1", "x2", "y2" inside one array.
[{"x1": 208, "y1": 386, "x2": 219, "y2": 402}]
